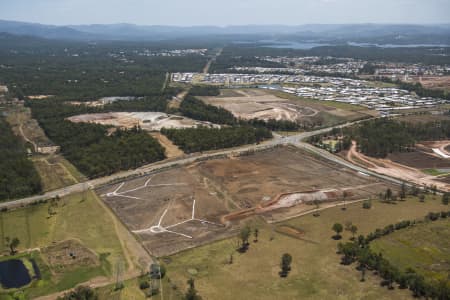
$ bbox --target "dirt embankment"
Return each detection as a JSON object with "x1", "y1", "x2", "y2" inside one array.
[
  {"x1": 347, "y1": 141, "x2": 450, "y2": 192},
  {"x1": 222, "y1": 188, "x2": 355, "y2": 223}
]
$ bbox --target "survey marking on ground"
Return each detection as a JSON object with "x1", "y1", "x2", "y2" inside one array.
[
  {"x1": 132, "y1": 198, "x2": 222, "y2": 239},
  {"x1": 104, "y1": 175, "x2": 188, "y2": 200}
]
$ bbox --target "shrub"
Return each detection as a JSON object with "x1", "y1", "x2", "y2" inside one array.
[
  {"x1": 362, "y1": 200, "x2": 372, "y2": 209},
  {"x1": 139, "y1": 281, "x2": 150, "y2": 290}
]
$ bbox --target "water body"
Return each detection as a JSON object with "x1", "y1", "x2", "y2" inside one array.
[
  {"x1": 257, "y1": 40, "x2": 329, "y2": 49},
  {"x1": 348, "y1": 42, "x2": 450, "y2": 48},
  {"x1": 0, "y1": 259, "x2": 32, "y2": 289},
  {"x1": 235, "y1": 40, "x2": 450, "y2": 49}
]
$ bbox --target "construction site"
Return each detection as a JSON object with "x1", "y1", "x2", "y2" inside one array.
[
  {"x1": 97, "y1": 146, "x2": 394, "y2": 257},
  {"x1": 199, "y1": 89, "x2": 319, "y2": 122},
  {"x1": 67, "y1": 112, "x2": 218, "y2": 131},
  {"x1": 198, "y1": 88, "x2": 374, "y2": 127},
  {"x1": 345, "y1": 141, "x2": 450, "y2": 191}
]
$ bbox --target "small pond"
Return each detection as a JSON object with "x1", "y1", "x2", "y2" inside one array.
[{"x1": 0, "y1": 259, "x2": 32, "y2": 289}]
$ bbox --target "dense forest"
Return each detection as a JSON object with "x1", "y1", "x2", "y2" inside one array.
[
  {"x1": 161, "y1": 126, "x2": 272, "y2": 153},
  {"x1": 211, "y1": 47, "x2": 285, "y2": 73},
  {"x1": 179, "y1": 96, "x2": 237, "y2": 125},
  {"x1": 210, "y1": 46, "x2": 450, "y2": 73},
  {"x1": 27, "y1": 99, "x2": 166, "y2": 178},
  {"x1": 346, "y1": 118, "x2": 450, "y2": 158},
  {"x1": 180, "y1": 95, "x2": 299, "y2": 130},
  {"x1": 374, "y1": 77, "x2": 450, "y2": 99},
  {"x1": 188, "y1": 85, "x2": 221, "y2": 96},
  {"x1": 0, "y1": 116, "x2": 42, "y2": 201},
  {"x1": 246, "y1": 118, "x2": 300, "y2": 131},
  {"x1": 397, "y1": 81, "x2": 450, "y2": 100},
  {"x1": 0, "y1": 41, "x2": 208, "y2": 100},
  {"x1": 103, "y1": 95, "x2": 169, "y2": 112}
]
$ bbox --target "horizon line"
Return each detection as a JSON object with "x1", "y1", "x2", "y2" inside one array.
[{"x1": 1, "y1": 18, "x2": 450, "y2": 28}]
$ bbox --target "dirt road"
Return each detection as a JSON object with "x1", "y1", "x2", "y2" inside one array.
[{"x1": 346, "y1": 141, "x2": 449, "y2": 192}]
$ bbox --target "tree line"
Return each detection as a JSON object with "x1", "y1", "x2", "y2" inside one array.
[
  {"x1": 161, "y1": 126, "x2": 272, "y2": 153},
  {"x1": 180, "y1": 96, "x2": 299, "y2": 131},
  {"x1": 0, "y1": 42, "x2": 207, "y2": 101},
  {"x1": 344, "y1": 118, "x2": 450, "y2": 158},
  {"x1": 180, "y1": 95, "x2": 237, "y2": 125},
  {"x1": 209, "y1": 46, "x2": 450, "y2": 73},
  {"x1": 27, "y1": 99, "x2": 166, "y2": 178},
  {"x1": 0, "y1": 116, "x2": 42, "y2": 201},
  {"x1": 337, "y1": 210, "x2": 450, "y2": 299},
  {"x1": 188, "y1": 85, "x2": 220, "y2": 96},
  {"x1": 376, "y1": 77, "x2": 450, "y2": 100}
]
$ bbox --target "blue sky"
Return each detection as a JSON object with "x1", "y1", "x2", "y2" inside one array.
[{"x1": 1, "y1": 0, "x2": 449, "y2": 26}]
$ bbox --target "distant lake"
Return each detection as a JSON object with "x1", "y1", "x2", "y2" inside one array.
[
  {"x1": 233, "y1": 40, "x2": 328, "y2": 49},
  {"x1": 0, "y1": 259, "x2": 32, "y2": 289},
  {"x1": 257, "y1": 40, "x2": 329, "y2": 49},
  {"x1": 348, "y1": 42, "x2": 450, "y2": 48},
  {"x1": 234, "y1": 40, "x2": 450, "y2": 49}
]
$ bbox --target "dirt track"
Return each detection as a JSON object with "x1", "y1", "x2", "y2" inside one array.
[
  {"x1": 347, "y1": 141, "x2": 450, "y2": 191},
  {"x1": 200, "y1": 89, "x2": 319, "y2": 122},
  {"x1": 150, "y1": 132, "x2": 184, "y2": 158},
  {"x1": 98, "y1": 146, "x2": 394, "y2": 256}
]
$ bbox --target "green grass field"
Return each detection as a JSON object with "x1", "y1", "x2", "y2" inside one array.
[
  {"x1": 0, "y1": 191, "x2": 126, "y2": 298},
  {"x1": 32, "y1": 157, "x2": 77, "y2": 192},
  {"x1": 31, "y1": 154, "x2": 87, "y2": 192},
  {"x1": 96, "y1": 275, "x2": 184, "y2": 300},
  {"x1": 371, "y1": 218, "x2": 450, "y2": 282},
  {"x1": 97, "y1": 277, "x2": 146, "y2": 300},
  {"x1": 165, "y1": 196, "x2": 447, "y2": 300},
  {"x1": 57, "y1": 156, "x2": 87, "y2": 182},
  {"x1": 421, "y1": 168, "x2": 450, "y2": 176}
]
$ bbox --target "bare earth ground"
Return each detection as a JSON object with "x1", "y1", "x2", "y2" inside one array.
[
  {"x1": 42, "y1": 239, "x2": 100, "y2": 273},
  {"x1": 98, "y1": 146, "x2": 394, "y2": 257},
  {"x1": 410, "y1": 75, "x2": 450, "y2": 92},
  {"x1": 389, "y1": 141, "x2": 450, "y2": 168},
  {"x1": 67, "y1": 112, "x2": 218, "y2": 131},
  {"x1": 98, "y1": 167, "x2": 231, "y2": 257},
  {"x1": 200, "y1": 89, "x2": 319, "y2": 122},
  {"x1": 150, "y1": 132, "x2": 184, "y2": 158},
  {"x1": 347, "y1": 141, "x2": 450, "y2": 191},
  {"x1": 199, "y1": 88, "x2": 377, "y2": 127},
  {"x1": 268, "y1": 89, "x2": 379, "y2": 118},
  {"x1": 28, "y1": 95, "x2": 53, "y2": 100},
  {"x1": 5, "y1": 103, "x2": 54, "y2": 147}
]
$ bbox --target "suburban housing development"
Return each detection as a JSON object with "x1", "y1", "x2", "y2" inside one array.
[{"x1": 0, "y1": 4, "x2": 449, "y2": 300}]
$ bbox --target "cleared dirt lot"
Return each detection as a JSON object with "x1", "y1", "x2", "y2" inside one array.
[
  {"x1": 388, "y1": 141, "x2": 450, "y2": 169},
  {"x1": 200, "y1": 89, "x2": 318, "y2": 122},
  {"x1": 67, "y1": 112, "x2": 218, "y2": 131},
  {"x1": 98, "y1": 146, "x2": 393, "y2": 256},
  {"x1": 198, "y1": 147, "x2": 393, "y2": 222},
  {"x1": 200, "y1": 89, "x2": 374, "y2": 127},
  {"x1": 410, "y1": 76, "x2": 450, "y2": 92},
  {"x1": 346, "y1": 141, "x2": 450, "y2": 191},
  {"x1": 98, "y1": 167, "x2": 230, "y2": 257}
]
